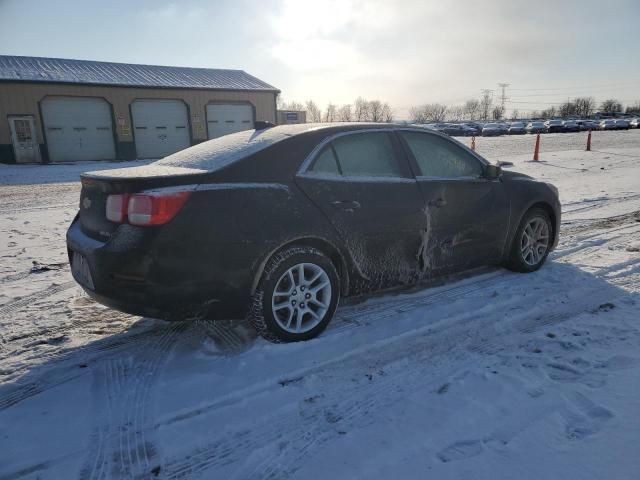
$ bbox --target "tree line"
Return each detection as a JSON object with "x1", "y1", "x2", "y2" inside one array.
[
  {"x1": 409, "y1": 96, "x2": 640, "y2": 123},
  {"x1": 278, "y1": 97, "x2": 394, "y2": 123}
]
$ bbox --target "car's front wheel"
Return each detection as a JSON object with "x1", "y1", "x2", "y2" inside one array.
[
  {"x1": 248, "y1": 246, "x2": 340, "y2": 342},
  {"x1": 505, "y1": 207, "x2": 552, "y2": 273}
]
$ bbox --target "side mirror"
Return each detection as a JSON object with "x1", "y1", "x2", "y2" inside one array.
[
  {"x1": 497, "y1": 160, "x2": 514, "y2": 168},
  {"x1": 485, "y1": 164, "x2": 502, "y2": 179}
]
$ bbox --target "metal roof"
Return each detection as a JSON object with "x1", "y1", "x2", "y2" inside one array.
[{"x1": 0, "y1": 55, "x2": 279, "y2": 92}]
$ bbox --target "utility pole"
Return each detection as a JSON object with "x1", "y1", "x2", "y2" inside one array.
[{"x1": 498, "y1": 83, "x2": 510, "y2": 117}]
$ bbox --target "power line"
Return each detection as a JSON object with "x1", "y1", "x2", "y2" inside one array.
[{"x1": 509, "y1": 81, "x2": 637, "y2": 92}]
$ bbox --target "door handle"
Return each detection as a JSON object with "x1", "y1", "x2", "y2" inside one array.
[
  {"x1": 331, "y1": 200, "x2": 361, "y2": 210},
  {"x1": 428, "y1": 198, "x2": 447, "y2": 208}
]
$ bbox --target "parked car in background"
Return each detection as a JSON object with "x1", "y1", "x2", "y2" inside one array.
[
  {"x1": 545, "y1": 119, "x2": 564, "y2": 133},
  {"x1": 498, "y1": 123, "x2": 510, "y2": 135},
  {"x1": 482, "y1": 123, "x2": 503, "y2": 136},
  {"x1": 599, "y1": 119, "x2": 617, "y2": 130},
  {"x1": 67, "y1": 123, "x2": 560, "y2": 342},
  {"x1": 526, "y1": 122, "x2": 546, "y2": 134},
  {"x1": 461, "y1": 123, "x2": 482, "y2": 135},
  {"x1": 430, "y1": 123, "x2": 449, "y2": 133},
  {"x1": 630, "y1": 118, "x2": 639, "y2": 129},
  {"x1": 441, "y1": 124, "x2": 475, "y2": 137},
  {"x1": 614, "y1": 119, "x2": 630, "y2": 130},
  {"x1": 508, "y1": 122, "x2": 526, "y2": 135},
  {"x1": 577, "y1": 120, "x2": 599, "y2": 131},
  {"x1": 562, "y1": 120, "x2": 580, "y2": 132}
]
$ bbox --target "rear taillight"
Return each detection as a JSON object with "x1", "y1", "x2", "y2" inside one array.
[
  {"x1": 106, "y1": 191, "x2": 191, "y2": 226},
  {"x1": 127, "y1": 191, "x2": 192, "y2": 226},
  {"x1": 105, "y1": 194, "x2": 129, "y2": 223}
]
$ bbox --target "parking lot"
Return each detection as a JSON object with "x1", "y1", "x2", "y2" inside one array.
[{"x1": 1, "y1": 129, "x2": 639, "y2": 479}]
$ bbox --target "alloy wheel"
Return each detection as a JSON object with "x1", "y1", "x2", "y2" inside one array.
[
  {"x1": 271, "y1": 263, "x2": 332, "y2": 334},
  {"x1": 520, "y1": 217, "x2": 550, "y2": 266}
]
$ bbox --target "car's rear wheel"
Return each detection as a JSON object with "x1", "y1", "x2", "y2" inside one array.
[
  {"x1": 248, "y1": 246, "x2": 340, "y2": 342},
  {"x1": 505, "y1": 207, "x2": 552, "y2": 273}
]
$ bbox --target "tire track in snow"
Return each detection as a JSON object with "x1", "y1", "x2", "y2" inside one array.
[
  {"x1": 0, "y1": 281, "x2": 75, "y2": 320},
  {"x1": 80, "y1": 322, "x2": 187, "y2": 480},
  {"x1": 153, "y1": 271, "x2": 510, "y2": 434},
  {"x1": 161, "y1": 281, "x2": 619, "y2": 480}
]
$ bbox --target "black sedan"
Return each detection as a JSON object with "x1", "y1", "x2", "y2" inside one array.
[{"x1": 67, "y1": 124, "x2": 560, "y2": 342}]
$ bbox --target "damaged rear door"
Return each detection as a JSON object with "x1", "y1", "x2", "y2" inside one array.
[
  {"x1": 295, "y1": 130, "x2": 427, "y2": 292},
  {"x1": 398, "y1": 130, "x2": 510, "y2": 273}
]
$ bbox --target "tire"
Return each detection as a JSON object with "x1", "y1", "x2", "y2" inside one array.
[
  {"x1": 248, "y1": 246, "x2": 340, "y2": 343},
  {"x1": 504, "y1": 207, "x2": 553, "y2": 273}
]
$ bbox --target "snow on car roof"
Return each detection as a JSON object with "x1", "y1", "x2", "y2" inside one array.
[
  {"x1": 156, "y1": 124, "x2": 333, "y2": 171},
  {"x1": 83, "y1": 124, "x2": 338, "y2": 179}
]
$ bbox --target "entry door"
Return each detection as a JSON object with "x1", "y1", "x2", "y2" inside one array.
[
  {"x1": 206, "y1": 104, "x2": 254, "y2": 139},
  {"x1": 296, "y1": 131, "x2": 427, "y2": 293},
  {"x1": 8, "y1": 116, "x2": 41, "y2": 163},
  {"x1": 131, "y1": 99, "x2": 191, "y2": 159},
  {"x1": 399, "y1": 130, "x2": 510, "y2": 273}
]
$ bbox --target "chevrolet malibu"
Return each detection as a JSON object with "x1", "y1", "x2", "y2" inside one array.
[{"x1": 67, "y1": 123, "x2": 560, "y2": 342}]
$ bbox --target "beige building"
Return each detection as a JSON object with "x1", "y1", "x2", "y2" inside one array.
[{"x1": 0, "y1": 55, "x2": 279, "y2": 163}]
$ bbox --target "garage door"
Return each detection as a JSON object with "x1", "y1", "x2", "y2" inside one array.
[
  {"x1": 131, "y1": 100, "x2": 190, "y2": 159},
  {"x1": 206, "y1": 104, "x2": 254, "y2": 139},
  {"x1": 41, "y1": 97, "x2": 116, "y2": 162}
]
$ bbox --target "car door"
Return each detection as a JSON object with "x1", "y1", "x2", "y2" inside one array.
[
  {"x1": 295, "y1": 130, "x2": 427, "y2": 293},
  {"x1": 398, "y1": 130, "x2": 511, "y2": 274}
]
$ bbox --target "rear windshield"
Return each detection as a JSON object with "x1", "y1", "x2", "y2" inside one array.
[{"x1": 156, "y1": 125, "x2": 314, "y2": 172}]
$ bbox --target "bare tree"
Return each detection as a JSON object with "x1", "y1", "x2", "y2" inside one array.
[
  {"x1": 354, "y1": 97, "x2": 369, "y2": 122},
  {"x1": 447, "y1": 105, "x2": 464, "y2": 122},
  {"x1": 410, "y1": 103, "x2": 448, "y2": 123},
  {"x1": 305, "y1": 100, "x2": 322, "y2": 123},
  {"x1": 600, "y1": 99, "x2": 623, "y2": 114},
  {"x1": 492, "y1": 106, "x2": 504, "y2": 120},
  {"x1": 574, "y1": 97, "x2": 595, "y2": 117},
  {"x1": 480, "y1": 91, "x2": 493, "y2": 120},
  {"x1": 409, "y1": 106, "x2": 427, "y2": 123},
  {"x1": 463, "y1": 99, "x2": 481, "y2": 120},
  {"x1": 337, "y1": 104, "x2": 353, "y2": 122},
  {"x1": 511, "y1": 109, "x2": 519, "y2": 120},
  {"x1": 626, "y1": 101, "x2": 640, "y2": 114},
  {"x1": 368, "y1": 100, "x2": 384, "y2": 122},
  {"x1": 381, "y1": 103, "x2": 393, "y2": 123},
  {"x1": 324, "y1": 103, "x2": 338, "y2": 123}
]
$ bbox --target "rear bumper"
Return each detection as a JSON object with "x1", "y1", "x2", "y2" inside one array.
[{"x1": 66, "y1": 219, "x2": 248, "y2": 320}]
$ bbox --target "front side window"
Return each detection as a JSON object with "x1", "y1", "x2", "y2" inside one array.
[
  {"x1": 401, "y1": 131, "x2": 483, "y2": 178},
  {"x1": 330, "y1": 132, "x2": 401, "y2": 177}
]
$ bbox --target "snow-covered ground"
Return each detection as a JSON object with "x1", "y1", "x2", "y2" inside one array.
[{"x1": 1, "y1": 130, "x2": 639, "y2": 479}]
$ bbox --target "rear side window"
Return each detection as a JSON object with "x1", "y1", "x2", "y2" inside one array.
[
  {"x1": 331, "y1": 132, "x2": 401, "y2": 177},
  {"x1": 401, "y1": 131, "x2": 483, "y2": 178},
  {"x1": 311, "y1": 146, "x2": 340, "y2": 174}
]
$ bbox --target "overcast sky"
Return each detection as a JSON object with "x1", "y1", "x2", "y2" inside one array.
[{"x1": 1, "y1": 0, "x2": 638, "y2": 118}]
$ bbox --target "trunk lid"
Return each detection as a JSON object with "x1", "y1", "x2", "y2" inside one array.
[{"x1": 78, "y1": 165, "x2": 207, "y2": 240}]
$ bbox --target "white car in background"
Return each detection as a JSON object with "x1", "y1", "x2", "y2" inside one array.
[
  {"x1": 630, "y1": 118, "x2": 639, "y2": 128},
  {"x1": 599, "y1": 119, "x2": 617, "y2": 130}
]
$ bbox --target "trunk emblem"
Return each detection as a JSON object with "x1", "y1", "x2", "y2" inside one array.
[{"x1": 82, "y1": 197, "x2": 92, "y2": 209}]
